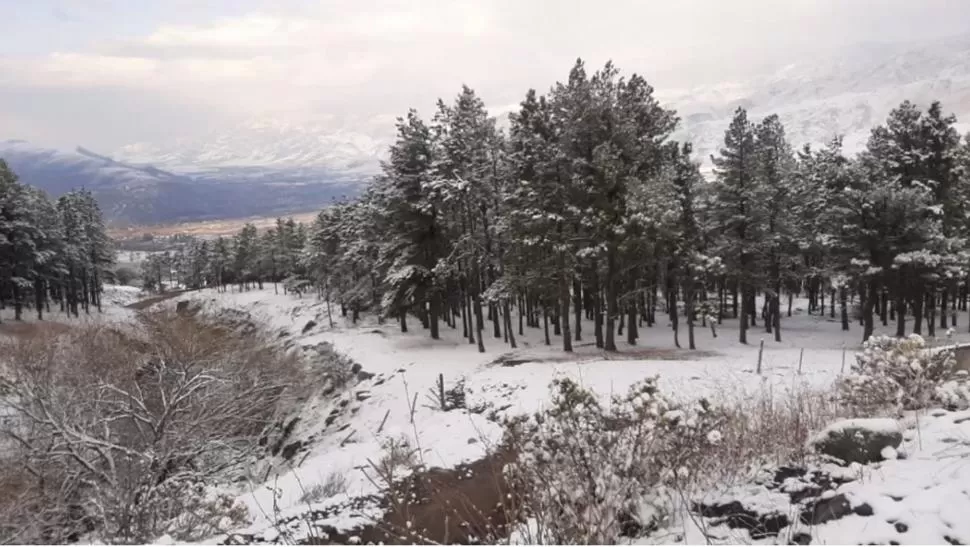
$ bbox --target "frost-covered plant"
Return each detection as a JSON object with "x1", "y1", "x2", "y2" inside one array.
[
  {"x1": 148, "y1": 482, "x2": 250, "y2": 542},
  {"x1": 936, "y1": 370, "x2": 970, "y2": 411},
  {"x1": 839, "y1": 334, "x2": 954, "y2": 411},
  {"x1": 503, "y1": 378, "x2": 720, "y2": 544}
]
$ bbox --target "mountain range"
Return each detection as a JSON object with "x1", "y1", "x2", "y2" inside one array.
[
  {"x1": 4, "y1": 34, "x2": 970, "y2": 226},
  {"x1": 0, "y1": 139, "x2": 363, "y2": 226}
]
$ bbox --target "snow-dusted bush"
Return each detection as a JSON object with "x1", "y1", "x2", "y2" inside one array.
[
  {"x1": 839, "y1": 334, "x2": 954, "y2": 412},
  {"x1": 503, "y1": 378, "x2": 720, "y2": 544},
  {"x1": 936, "y1": 370, "x2": 970, "y2": 410}
]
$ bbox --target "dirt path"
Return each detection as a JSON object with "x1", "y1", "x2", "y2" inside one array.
[{"x1": 125, "y1": 289, "x2": 195, "y2": 311}]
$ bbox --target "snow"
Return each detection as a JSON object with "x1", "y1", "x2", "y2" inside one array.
[{"x1": 143, "y1": 287, "x2": 970, "y2": 544}]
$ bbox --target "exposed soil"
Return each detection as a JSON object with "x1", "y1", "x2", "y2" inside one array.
[
  {"x1": 489, "y1": 347, "x2": 719, "y2": 367},
  {"x1": 226, "y1": 450, "x2": 519, "y2": 545},
  {"x1": 125, "y1": 289, "x2": 195, "y2": 310}
]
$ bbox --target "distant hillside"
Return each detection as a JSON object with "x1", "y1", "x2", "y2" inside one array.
[{"x1": 0, "y1": 141, "x2": 363, "y2": 226}]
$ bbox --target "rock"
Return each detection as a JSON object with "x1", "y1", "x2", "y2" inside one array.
[
  {"x1": 792, "y1": 532, "x2": 813, "y2": 545},
  {"x1": 302, "y1": 320, "x2": 317, "y2": 334},
  {"x1": 810, "y1": 418, "x2": 903, "y2": 464},
  {"x1": 355, "y1": 391, "x2": 371, "y2": 401},
  {"x1": 696, "y1": 500, "x2": 790, "y2": 539},
  {"x1": 176, "y1": 300, "x2": 190, "y2": 313},
  {"x1": 894, "y1": 522, "x2": 909, "y2": 533},
  {"x1": 280, "y1": 440, "x2": 304, "y2": 461},
  {"x1": 800, "y1": 493, "x2": 853, "y2": 525}
]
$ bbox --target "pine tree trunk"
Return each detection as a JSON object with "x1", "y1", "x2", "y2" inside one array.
[
  {"x1": 670, "y1": 276, "x2": 680, "y2": 349},
  {"x1": 492, "y1": 303, "x2": 501, "y2": 339},
  {"x1": 505, "y1": 300, "x2": 517, "y2": 349},
  {"x1": 429, "y1": 290, "x2": 440, "y2": 340},
  {"x1": 927, "y1": 288, "x2": 936, "y2": 339},
  {"x1": 840, "y1": 286, "x2": 849, "y2": 331},
  {"x1": 627, "y1": 270, "x2": 638, "y2": 345},
  {"x1": 882, "y1": 289, "x2": 889, "y2": 325},
  {"x1": 952, "y1": 287, "x2": 958, "y2": 327},
  {"x1": 461, "y1": 290, "x2": 469, "y2": 339},
  {"x1": 895, "y1": 283, "x2": 906, "y2": 338},
  {"x1": 560, "y1": 263, "x2": 573, "y2": 352},
  {"x1": 739, "y1": 280, "x2": 749, "y2": 345},
  {"x1": 34, "y1": 279, "x2": 44, "y2": 321},
  {"x1": 400, "y1": 308, "x2": 408, "y2": 333},
  {"x1": 473, "y1": 287, "x2": 486, "y2": 354},
  {"x1": 820, "y1": 286, "x2": 825, "y2": 318},
  {"x1": 592, "y1": 263, "x2": 603, "y2": 349},
  {"x1": 685, "y1": 278, "x2": 696, "y2": 350},
  {"x1": 940, "y1": 286, "x2": 949, "y2": 330},
  {"x1": 863, "y1": 282, "x2": 877, "y2": 343},
  {"x1": 732, "y1": 280, "x2": 739, "y2": 320},
  {"x1": 573, "y1": 278, "x2": 582, "y2": 342},
  {"x1": 912, "y1": 287, "x2": 924, "y2": 336},
  {"x1": 543, "y1": 304, "x2": 551, "y2": 346},
  {"x1": 604, "y1": 247, "x2": 618, "y2": 352},
  {"x1": 718, "y1": 280, "x2": 726, "y2": 323},
  {"x1": 13, "y1": 284, "x2": 22, "y2": 321}
]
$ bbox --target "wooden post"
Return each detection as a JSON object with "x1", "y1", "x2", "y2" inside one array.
[
  {"x1": 798, "y1": 348, "x2": 804, "y2": 374},
  {"x1": 840, "y1": 345, "x2": 846, "y2": 374},
  {"x1": 756, "y1": 338, "x2": 765, "y2": 374}
]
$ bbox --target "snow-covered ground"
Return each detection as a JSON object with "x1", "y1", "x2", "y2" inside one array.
[
  {"x1": 664, "y1": 409, "x2": 970, "y2": 545},
  {"x1": 0, "y1": 284, "x2": 143, "y2": 329},
  {"x1": 150, "y1": 287, "x2": 970, "y2": 544}
]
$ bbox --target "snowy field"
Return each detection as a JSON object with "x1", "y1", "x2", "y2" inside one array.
[{"x1": 146, "y1": 287, "x2": 970, "y2": 544}]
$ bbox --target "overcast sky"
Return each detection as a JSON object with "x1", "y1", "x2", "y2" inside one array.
[{"x1": 4, "y1": 0, "x2": 970, "y2": 151}]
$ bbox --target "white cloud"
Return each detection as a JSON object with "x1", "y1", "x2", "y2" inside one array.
[{"x1": 3, "y1": 0, "x2": 970, "y2": 150}]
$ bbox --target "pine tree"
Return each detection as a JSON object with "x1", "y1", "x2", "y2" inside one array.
[{"x1": 711, "y1": 107, "x2": 760, "y2": 344}]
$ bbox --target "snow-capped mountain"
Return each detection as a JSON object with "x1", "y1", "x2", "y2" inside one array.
[
  {"x1": 665, "y1": 34, "x2": 970, "y2": 163},
  {"x1": 114, "y1": 116, "x2": 393, "y2": 177},
  {"x1": 112, "y1": 35, "x2": 970, "y2": 182}
]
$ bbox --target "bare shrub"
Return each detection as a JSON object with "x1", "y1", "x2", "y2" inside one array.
[
  {"x1": 0, "y1": 310, "x2": 313, "y2": 543},
  {"x1": 376, "y1": 435, "x2": 418, "y2": 477},
  {"x1": 298, "y1": 472, "x2": 349, "y2": 505}
]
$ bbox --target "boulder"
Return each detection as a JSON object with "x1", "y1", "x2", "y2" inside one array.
[
  {"x1": 302, "y1": 320, "x2": 317, "y2": 334},
  {"x1": 175, "y1": 300, "x2": 190, "y2": 313},
  {"x1": 810, "y1": 418, "x2": 902, "y2": 464}
]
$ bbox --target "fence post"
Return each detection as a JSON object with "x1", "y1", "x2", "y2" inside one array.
[
  {"x1": 756, "y1": 338, "x2": 765, "y2": 374},
  {"x1": 798, "y1": 348, "x2": 804, "y2": 374}
]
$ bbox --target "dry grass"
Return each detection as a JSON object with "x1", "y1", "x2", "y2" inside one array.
[
  {"x1": 298, "y1": 472, "x2": 349, "y2": 505},
  {"x1": 697, "y1": 382, "x2": 870, "y2": 487}
]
